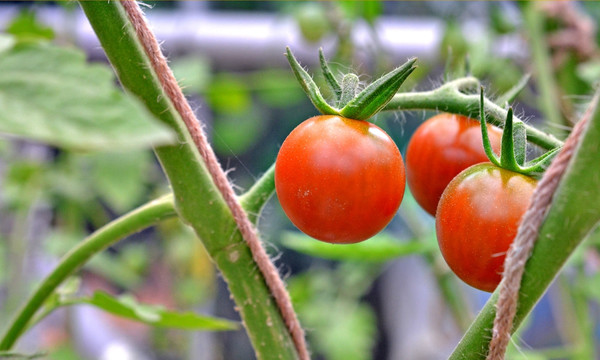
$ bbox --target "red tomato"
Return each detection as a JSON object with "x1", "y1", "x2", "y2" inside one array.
[
  {"x1": 406, "y1": 113, "x2": 503, "y2": 216},
  {"x1": 436, "y1": 163, "x2": 537, "y2": 292},
  {"x1": 275, "y1": 115, "x2": 405, "y2": 244}
]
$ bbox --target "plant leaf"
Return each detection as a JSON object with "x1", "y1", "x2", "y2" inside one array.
[
  {"x1": 0, "y1": 42, "x2": 175, "y2": 151},
  {"x1": 281, "y1": 232, "x2": 433, "y2": 262},
  {"x1": 76, "y1": 291, "x2": 238, "y2": 331}
]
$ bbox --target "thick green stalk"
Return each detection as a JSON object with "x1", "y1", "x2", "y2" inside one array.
[
  {"x1": 384, "y1": 78, "x2": 564, "y2": 150},
  {"x1": 449, "y1": 97, "x2": 600, "y2": 359},
  {"x1": 79, "y1": 2, "x2": 299, "y2": 359},
  {"x1": 0, "y1": 195, "x2": 176, "y2": 350}
]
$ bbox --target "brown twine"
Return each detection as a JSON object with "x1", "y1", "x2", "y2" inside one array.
[
  {"x1": 120, "y1": 2, "x2": 309, "y2": 359},
  {"x1": 486, "y1": 98, "x2": 596, "y2": 360}
]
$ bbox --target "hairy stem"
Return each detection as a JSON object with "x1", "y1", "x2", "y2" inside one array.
[
  {"x1": 384, "y1": 77, "x2": 564, "y2": 150},
  {"x1": 80, "y1": 2, "x2": 305, "y2": 359}
]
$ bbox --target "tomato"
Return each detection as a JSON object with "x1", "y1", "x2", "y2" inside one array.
[
  {"x1": 405, "y1": 113, "x2": 503, "y2": 216},
  {"x1": 275, "y1": 115, "x2": 405, "y2": 244},
  {"x1": 435, "y1": 163, "x2": 537, "y2": 292}
]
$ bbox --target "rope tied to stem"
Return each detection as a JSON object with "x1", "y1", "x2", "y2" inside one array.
[
  {"x1": 120, "y1": 2, "x2": 309, "y2": 359},
  {"x1": 486, "y1": 96, "x2": 597, "y2": 360}
]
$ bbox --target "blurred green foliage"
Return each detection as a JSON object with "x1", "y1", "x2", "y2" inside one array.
[{"x1": 1, "y1": 2, "x2": 600, "y2": 360}]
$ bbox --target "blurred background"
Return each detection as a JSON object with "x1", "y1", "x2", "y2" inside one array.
[{"x1": 1, "y1": 1, "x2": 600, "y2": 359}]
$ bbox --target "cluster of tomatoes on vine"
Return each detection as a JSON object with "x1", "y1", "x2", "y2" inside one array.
[{"x1": 275, "y1": 48, "x2": 559, "y2": 292}]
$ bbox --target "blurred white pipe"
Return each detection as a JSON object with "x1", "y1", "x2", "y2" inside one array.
[{"x1": 0, "y1": 5, "x2": 444, "y2": 68}]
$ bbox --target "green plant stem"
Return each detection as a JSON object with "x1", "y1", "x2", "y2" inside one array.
[
  {"x1": 238, "y1": 163, "x2": 275, "y2": 225},
  {"x1": 522, "y1": 3, "x2": 566, "y2": 139},
  {"x1": 0, "y1": 194, "x2": 176, "y2": 350},
  {"x1": 384, "y1": 77, "x2": 564, "y2": 150},
  {"x1": 79, "y1": 2, "x2": 301, "y2": 359},
  {"x1": 448, "y1": 96, "x2": 600, "y2": 359}
]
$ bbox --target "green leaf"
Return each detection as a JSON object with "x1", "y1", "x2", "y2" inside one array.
[
  {"x1": 318, "y1": 303, "x2": 376, "y2": 360},
  {"x1": 281, "y1": 232, "x2": 433, "y2": 262},
  {"x1": 212, "y1": 110, "x2": 265, "y2": 155},
  {"x1": 252, "y1": 69, "x2": 305, "y2": 108},
  {"x1": 6, "y1": 10, "x2": 54, "y2": 42},
  {"x1": 0, "y1": 42, "x2": 175, "y2": 151},
  {"x1": 89, "y1": 151, "x2": 153, "y2": 212},
  {"x1": 78, "y1": 291, "x2": 238, "y2": 331},
  {"x1": 206, "y1": 73, "x2": 251, "y2": 115},
  {"x1": 0, "y1": 35, "x2": 16, "y2": 55},
  {"x1": 577, "y1": 60, "x2": 600, "y2": 87}
]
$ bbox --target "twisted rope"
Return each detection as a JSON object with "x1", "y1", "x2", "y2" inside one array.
[{"x1": 486, "y1": 97, "x2": 596, "y2": 360}]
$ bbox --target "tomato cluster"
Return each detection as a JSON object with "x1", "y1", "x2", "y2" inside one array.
[
  {"x1": 405, "y1": 113, "x2": 536, "y2": 292},
  {"x1": 275, "y1": 108, "x2": 536, "y2": 292},
  {"x1": 275, "y1": 115, "x2": 405, "y2": 244}
]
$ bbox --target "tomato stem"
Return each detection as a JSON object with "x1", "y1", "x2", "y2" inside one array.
[
  {"x1": 479, "y1": 86, "x2": 562, "y2": 177},
  {"x1": 288, "y1": 47, "x2": 417, "y2": 121},
  {"x1": 384, "y1": 77, "x2": 564, "y2": 151},
  {"x1": 339, "y1": 57, "x2": 417, "y2": 120},
  {"x1": 498, "y1": 107, "x2": 522, "y2": 170},
  {"x1": 286, "y1": 47, "x2": 340, "y2": 116},
  {"x1": 479, "y1": 87, "x2": 502, "y2": 168}
]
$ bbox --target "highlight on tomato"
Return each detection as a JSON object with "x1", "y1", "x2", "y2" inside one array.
[
  {"x1": 275, "y1": 115, "x2": 405, "y2": 244},
  {"x1": 405, "y1": 113, "x2": 502, "y2": 216}
]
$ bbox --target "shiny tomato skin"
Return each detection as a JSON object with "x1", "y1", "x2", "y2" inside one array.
[
  {"x1": 406, "y1": 113, "x2": 503, "y2": 216},
  {"x1": 275, "y1": 115, "x2": 405, "y2": 244},
  {"x1": 436, "y1": 163, "x2": 537, "y2": 292}
]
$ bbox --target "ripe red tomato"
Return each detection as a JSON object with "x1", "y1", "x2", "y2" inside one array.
[
  {"x1": 436, "y1": 163, "x2": 537, "y2": 292},
  {"x1": 405, "y1": 113, "x2": 503, "y2": 216},
  {"x1": 275, "y1": 115, "x2": 405, "y2": 244}
]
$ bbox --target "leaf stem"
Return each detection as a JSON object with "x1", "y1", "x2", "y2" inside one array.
[
  {"x1": 0, "y1": 194, "x2": 176, "y2": 350},
  {"x1": 238, "y1": 163, "x2": 275, "y2": 225}
]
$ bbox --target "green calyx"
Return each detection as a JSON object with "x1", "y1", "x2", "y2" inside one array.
[
  {"x1": 479, "y1": 86, "x2": 562, "y2": 177},
  {"x1": 285, "y1": 46, "x2": 417, "y2": 121}
]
